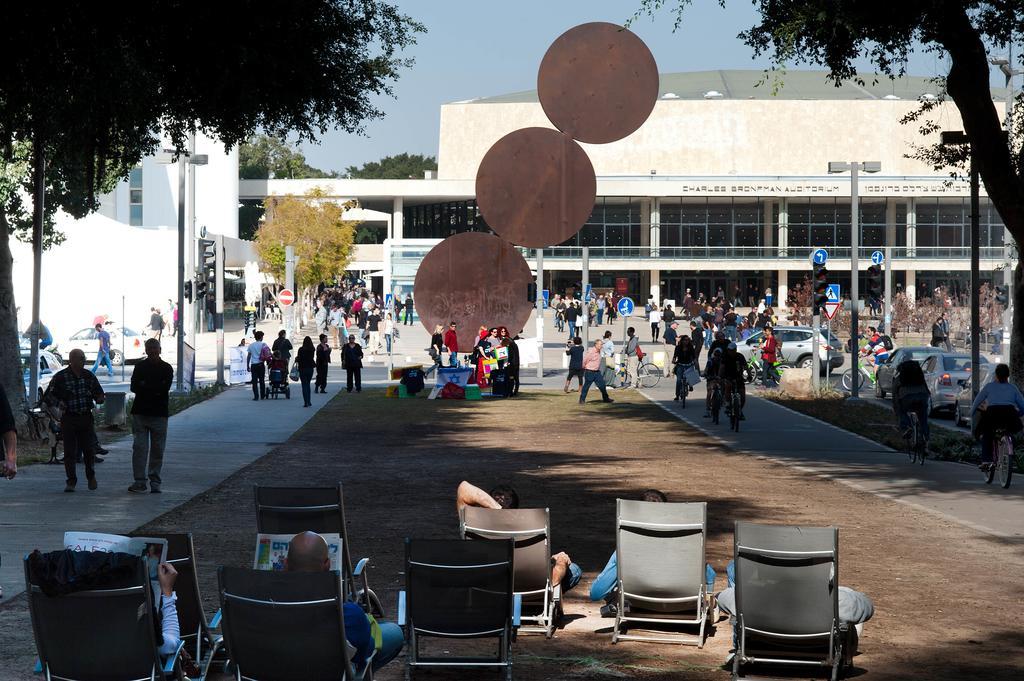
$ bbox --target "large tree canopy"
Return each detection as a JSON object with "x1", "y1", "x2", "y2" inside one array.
[
  {"x1": 239, "y1": 135, "x2": 337, "y2": 180},
  {"x1": 0, "y1": 1, "x2": 423, "y2": 423},
  {"x1": 638, "y1": 0, "x2": 1024, "y2": 384},
  {"x1": 346, "y1": 152, "x2": 438, "y2": 179}
]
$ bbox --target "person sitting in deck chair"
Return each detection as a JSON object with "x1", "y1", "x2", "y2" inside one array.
[
  {"x1": 287, "y1": 532, "x2": 403, "y2": 672},
  {"x1": 456, "y1": 481, "x2": 582, "y2": 593}
]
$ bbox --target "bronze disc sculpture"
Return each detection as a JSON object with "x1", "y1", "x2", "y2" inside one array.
[
  {"x1": 537, "y1": 22, "x2": 659, "y2": 145},
  {"x1": 475, "y1": 127, "x2": 596, "y2": 249},
  {"x1": 414, "y1": 232, "x2": 535, "y2": 350}
]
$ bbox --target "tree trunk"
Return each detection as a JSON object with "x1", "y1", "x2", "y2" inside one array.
[
  {"x1": 1012, "y1": 261, "x2": 1024, "y2": 388},
  {"x1": 0, "y1": 212, "x2": 29, "y2": 430}
]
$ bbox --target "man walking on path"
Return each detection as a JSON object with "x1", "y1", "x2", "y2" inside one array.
[
  {"x1": 342, "y1": 336, "x2": 363, "y2": 393},
  {"x1": 443, "y1": 322, "x2": 459, "y2": 366},
  {"x1": 247, "y1": 330, "x2": 270, "y2": 400},
  {"x1": 91, "y1": 323, "x2": 114, "y2": 377},
  {"x1": 47, "y1": 349, "x2": 105, "y2": 492},
  {"x1": 149, "y1": 308, "x2": 164, "y2": 340},
  {"x1": 128, "y1": 339, "x2": 173, "y2": 494},
  {"x1": 272, "y1": 329, "x2": 293, "y2": 361},
  {"x1": 580, "y1": 338, "x2": 614, "y2": 404},
  {"x1": 1, "y1": 385, "x2": 17, "y2": 480},
  {"x1": 565, "y1": 300, "x2": 579, "y2": 339},
  {"x1": 621, "y1": 327, "x2": 640, "y2": 388},
  {"x1": 367, "y1": 308, "x2": 382, "y2": 355},
  {"x1": 404, "y1": 294, "x2": 414, "y2": 325},
  {"x1": 662, "y1": 322, "x2": 678, "y2": 377},
  {"x1": 564, "y1": 336, "x2": 585, "y2": 393},
  {"x1": 315, "y1": 334, "x2": 331, "y2": 393}
]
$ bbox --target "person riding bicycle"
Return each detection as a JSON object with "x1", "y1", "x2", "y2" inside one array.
[
  {"x1": 719, "y1": 342, "x2": 746, "y2": 421},
  {"x1": 758, "y1": 325, "x2": 780, "y2": 387},
  {"x1": 860, "y1": 326, "x2": 893, "y2": 375},
  {"x1": 891, "y1": 357, "x2": 930, "y2": 447},
  {"x1": 671, "y1": 335, "x2": 696, "y2": 401},
  {"x1": 704, "y1": 347, "x2": 724, "y2": 418},
  {"x1": 969, "y1": 363, "x2": 1024, "y2": 471},
  {"x1": 706, "y1": 330, "x2": 730, "y2": 374}
]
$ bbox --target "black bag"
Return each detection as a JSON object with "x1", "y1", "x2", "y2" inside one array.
[
  {"x1": 881, "y1": 335, "x2": 894, "y2": 351},
  {"x1": 490, "y1": 368, "x2": 510, "y2": 397}
]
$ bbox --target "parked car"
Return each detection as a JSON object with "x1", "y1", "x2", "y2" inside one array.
[
  {"x1": 738, "y1": 326, "x2": 843, "y2": 374},
  {"x1": 57, "y1": 325, "x2": 146, "y2": 366},
  {"x1": 922, "y1": 353, "x2": 990, "y2": 415},
  {"x1": 20, "y1": 348, "x2": 62, "y2": 403},
  {"x1": 874, "y1": 346, "x2": 944, "y2": 398},
  {"x1": 954, "y1": 366, "x2": 992, "y2": 428}
]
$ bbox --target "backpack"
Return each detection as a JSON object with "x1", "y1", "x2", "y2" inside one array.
[
  {"x1": 259, "y1": 344, "x2": 272, "y2": 362},
  {"x1": 635, "y1": 345, "x2": 645, "y2": 361},
  {"x1": 881, "y1": 335, "x2": 894, "y2": 351}
]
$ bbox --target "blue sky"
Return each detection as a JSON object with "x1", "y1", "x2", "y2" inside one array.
[{"x1": 299, "y1": 0, "x2": 960, "y2": 174}]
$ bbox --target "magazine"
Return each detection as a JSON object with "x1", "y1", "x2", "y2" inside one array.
[
  {"x1": 63, "y1": 531, "x2": 169, "y2": 564},
  {"x1": 253, "y1": 532, "x2": 342, "y2": 572}
]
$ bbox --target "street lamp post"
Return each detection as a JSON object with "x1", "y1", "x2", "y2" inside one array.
[{"x1": 828, "y1": 161, "x2": 881, "y2": 400}]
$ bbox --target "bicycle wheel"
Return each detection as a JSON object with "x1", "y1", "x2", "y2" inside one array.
[
  {"x1": 731, "y1": 394, "x2": 741, "y2": 432},
  {"x1": 998, "y1": 438, "x2": 1014, "y2": 488},
  {"x1": 984, "y1": 457, "x2": 996, "y2": 484},
  {"x1": 638, "y1": 362, "x2": 660, "y2": 389},
  {"x1": 907, "y1": 415, "x2": 918, "y2": 463},
  {"x1": 711, "y1": 389, "x2": 721, "y2": 425}
]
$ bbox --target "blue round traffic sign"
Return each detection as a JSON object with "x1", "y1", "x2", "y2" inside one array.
[
  {"x1": 617, "y1": 297, "x2": 635, "y2": 316},
  {"x1": 812, "y1": 248, "x2": 829, "y2": 265},
  {"x1": 871, "y1": 250, "x2": 885, "y2": 265}
]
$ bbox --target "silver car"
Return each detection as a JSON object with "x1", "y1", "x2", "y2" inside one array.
[
  {"x1": 21, "y1": 348, "x2": 62, "y2": 402},
  {"x1": 922, "y1": 353, "x2": 990, "y2": 415},
  {"x1": 954, "y1": 367, "x2": 992, "y2": 428},
  {"x1": 738, "y1": 326, "x2": 844, "y2": 373}
]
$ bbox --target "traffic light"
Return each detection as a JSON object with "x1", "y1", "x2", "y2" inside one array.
[
  {"x1": 199, "y1": 238, "x2": 217, "y2": 294},
  {"x1": 184, "y1": 280, "x2": 193, "y2": 302},
  {"x1": 867, "y1": 264, "x2": 883, "y2": 301},
  {"x1": 196, "y1": 278, "x2": 208, "y2": 299},
  {"x1": 995, "y1": 284, "x2": 1009, "y2": 306},
  {"x1": 812, "y1": 262, "x2": 828, "y2": 314}
]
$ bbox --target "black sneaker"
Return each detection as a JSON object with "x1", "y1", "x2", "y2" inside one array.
[
  {"x1": 599, "y1": 603, "x2": 617, "y2": 618},
  {"x1": 150, "y1": 486, "x2": 162, "y2": 494},
  {"x1": 87, "y1": 478, "x2": 98, "y2": 491},
  {"x1": 128, "y1": 483, "x2": 147, "y2": 494},
  {"x1": 64, "y1": 482, "x2": 76, "y2": 493},
  {"x1": 602, "y1": 398, "x2": 614, "y2": 403}
]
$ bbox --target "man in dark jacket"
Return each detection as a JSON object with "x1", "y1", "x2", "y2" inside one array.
[
  {"x1": 128, "y1": 339, "x2": 174, "y2": 494},
  {"x1": 690, "y1": 321, "x2": 704, "y2": 371},
  {"x1": 342, "y1": 336, "x2": 363, "y2": 393},
  {"x1": 272, "y1": 329, "x2": 293, "y2": 361}
]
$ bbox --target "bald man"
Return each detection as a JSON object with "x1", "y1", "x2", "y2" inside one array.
[
  {"x1": 46, "y1": 348, "x2": 105, "y2": 492},
  {"x1": 286, "y1": 532, "x2": 403, "y2": 672}
]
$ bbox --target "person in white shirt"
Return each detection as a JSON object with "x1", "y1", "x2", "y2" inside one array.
[
  {"x1": 649, "y1": 305, "x2": 662, "y2": 342},
  {"x1": 152, "y1": 560, "x2": 181, "y2": 658},
  {"x1": 246, "y1": 330, "x2": 269, "y2": 400},
  {"x1": 383, "y1": 313, "x2": 396, "y2": 354},
  {"x1": 600, "y1": 330, "x2": 617, "y2": 386}
]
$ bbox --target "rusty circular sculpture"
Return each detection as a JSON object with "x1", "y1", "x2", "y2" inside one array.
[
  {"x1": 537, "y1": 22, "x2": 659, "y2": 144},
  {"x1": 414, "y1": 232, "x2": 535, "y2": 350},
  {"x1": 475, "y1": 127, "x2": 596, "y2": 248}
]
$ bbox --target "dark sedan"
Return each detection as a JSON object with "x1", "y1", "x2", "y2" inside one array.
[{"x1": 874, "y1": 346, "x2": 944, "y2": 398}]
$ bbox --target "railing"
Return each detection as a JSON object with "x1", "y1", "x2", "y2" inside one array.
[{"x1": 518, "y1": 246, "x2": 1006, "y2": 261}]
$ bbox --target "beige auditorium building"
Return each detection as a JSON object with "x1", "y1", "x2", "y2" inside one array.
[{"x1": 240, "y1": 70, "x2": 1013, "y2": 308}]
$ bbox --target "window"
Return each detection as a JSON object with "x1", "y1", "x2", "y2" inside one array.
[{"x1": 129, "y1": 166, "x2": 143, "y2": 226}]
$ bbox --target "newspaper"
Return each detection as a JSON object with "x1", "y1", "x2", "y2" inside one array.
[
  {"x1": 253, "y1": 532, "x2": 342, "y2": 572},
  {"x1": 63, "y1": 531, "x2": 168, "y2": 564}
]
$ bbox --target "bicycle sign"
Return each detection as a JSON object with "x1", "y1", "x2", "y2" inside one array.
[
  {"x1": 811, "y1": 248, "x2": 829, "y2": 265},
  {"x1": 617, "y1": 297, "x2": 635, "y2": 316},
  {"x1": 871, "y1": 250, "x2": 885, "y2": 265}
]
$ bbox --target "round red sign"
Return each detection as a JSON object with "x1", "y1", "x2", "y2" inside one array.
[{"x1": 278, "y1": 289, "x2": 295, "y2": 307}]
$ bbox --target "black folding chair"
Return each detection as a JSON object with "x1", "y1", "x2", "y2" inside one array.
[
  {"x1": 399, "y1": 538, "x2": 520, "y2": 681},
  {"x1": 25, "y1": 551, "x2": 184, "y2": 681},
  {"x1": 218, "y1": 566, "x2": 370, "y2": 681}
]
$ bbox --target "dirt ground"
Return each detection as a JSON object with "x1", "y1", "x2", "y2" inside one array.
[{"x1": 1, "y1": 389, "x2": 1022, "y2": 680}]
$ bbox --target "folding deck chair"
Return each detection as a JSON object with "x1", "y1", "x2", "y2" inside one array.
[
  {"x1": 399, "y1": 538, "x2": 520, "y2": 681},
  {"x1": 253, "y1": 484, "x2": 378, "y2": 613},
  {"x1": 612, "y1": 499, "x2": 711, "y2": 646},
  {"x1": 460, "y1": 507, "x2": 559, "y2": 637},
  {"x1": 130, "y1": 532, "x2": 224, "y2": 679},
  {"x1": 732, "y1": 521, "x2": 849, "y2": 681},
  {"x1": 218, "y1": 566, "x2": 370, "y2": 681},
  {"x1": 25, "y1": 551, "x2": 185, "y2": 681}
]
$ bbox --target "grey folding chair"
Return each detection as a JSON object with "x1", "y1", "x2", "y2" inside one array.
[
  {"x1": 732, "y1": 522, "x2": 847, "y2": 681},
  {"x1": 25, "y1": 550, "x2": 184, "y2": 681},
  {"x1": 130, "y1": 532, "x2": 224, "y2": 679},
  {"x1": 253, "y1": 484, "x2": 377, "y2": 613},
  {"x1": 399, "y1": 538, "x2": 520, "y2": 681},
  {"x1": 613, "y1": 500, "x2": 710, "y2": 646},
  {"x1": 218, "y1": 566, "x2": 370, "y2": 681},
  {"x1": 461, "y1": 507, "x2": 558, "y2": 637}
]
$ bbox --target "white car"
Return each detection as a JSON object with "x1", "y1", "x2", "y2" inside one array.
[
  {"x1": 58, "y1": 325, "x2": 146, "y2": 366},
  {"x1": 21, "y1": 348, "x2": 62, "y2": 402}
]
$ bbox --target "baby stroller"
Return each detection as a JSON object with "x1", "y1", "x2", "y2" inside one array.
[{"x1": 267, "y1": 354, "x2": 291, "y2": 399}]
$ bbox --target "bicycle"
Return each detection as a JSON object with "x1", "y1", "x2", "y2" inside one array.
[
  {"x1": 634, "y1": 359, "x2": 662, "y2": 389},
  {"x1": 726, "y1": 382, "x2": 742, "y2": 432},
  {"x1": 841, "y1": 363, "x2": 877, "y2": 392},
  {"x1": 984, "y1": 430, "x2": 1015, "y2": 488},
  {"x1": 709, "y1": 381, "x2": 723, "y2": 425},
  {"x1": 905, "y1": 412, "x2": 926, "y2": 465}
]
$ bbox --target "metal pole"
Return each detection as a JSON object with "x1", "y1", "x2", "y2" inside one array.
[
  {"x1": 215, "y1": 234, "x2": 225, "y2": 385},
  {"x1": 581, "y1": 246, "x2": 590, "y2": 347},
  {"x1": 29, "y1": 136, "x2": 44, "y2": 405},
  {"x1": 175, "y1": 153, "x2": 186, "y2": 393},
  {"x1": 884, "y1": 245, "x2": 893, "y2": 334},
  {"x1": 970, "y1": 156, "x2": 981, "y2": 399},
  {"x1": 285, "y1": 246, "x2": 295, "y2": 337},
  {"x1": 186, "y1": 133, "x2": 197, "y2": 339},
  {"x1": 121, "y1": 295, "x2": 125, "y2": 382},
  {"x1": 1004, "y1": 42, "x2": 1016, "y2": 371},
  {"x1": 536, "y1": 248, "x2": 544, "y2": 380},
  {"x1": 850, "y1": 162, "x2": 861, "y2": 399},
  {"x1": 811, "y1": 310, "x2": 821, "y2": 391}
]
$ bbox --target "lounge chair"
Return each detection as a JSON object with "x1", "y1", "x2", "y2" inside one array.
[
  {"x1": 613, "y1": 499, "x2": 710, "y2": 646},
  {"x1": 25, "y1": 550, "x2": 185, "y2": 680},
  {"x1": 731, "y1": 521, "x2": 849, "y2": 680},
  {"x1": 130, "y1": 532, "x2": 224, "y2": 679},
  {"x1": 253, "y1": 484, "x2": 378, "y2": 613},
  {"x1": 218, "y1": 566, "x2": 371, "y2": 681},
  {"x1": 460, "y1": 507, "x2": 559, "y2": 637},
  {"x1": 399, "y1": 538, "x2": 520, "y2": 681}
]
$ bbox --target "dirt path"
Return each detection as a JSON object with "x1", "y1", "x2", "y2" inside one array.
[{"x1": 2, "y1": 390, "x2": 1021, "y2": 680}]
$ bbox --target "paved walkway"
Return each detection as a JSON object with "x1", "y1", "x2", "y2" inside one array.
[
  {"x1": 641, "y1": 377, "x2": 1024, "y2": 539},
  {"x1": 0, "y1": 367, "x2": 352, "y2": 601}
]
